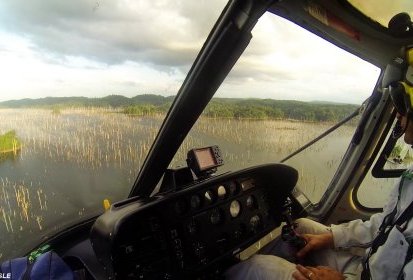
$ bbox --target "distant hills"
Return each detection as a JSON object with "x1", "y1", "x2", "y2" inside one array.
[
  {"x1": 0, "y1": 94, "x2": 175, "y2": 108},
  {"x1": 0, "y1": 94, "x2": 360, "y2": 122}
]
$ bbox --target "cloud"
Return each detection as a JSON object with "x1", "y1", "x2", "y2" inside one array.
[
  {"x1": 0, "y1": 0, "x2": 380, "y2": 104},
  {"x1": 0, "y1": 0, "x2": 226, "y2": 67}
]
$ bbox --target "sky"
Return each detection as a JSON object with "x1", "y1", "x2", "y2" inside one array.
[{"x1": 0, "y1": 0, "x2": 385, "y2": 104}]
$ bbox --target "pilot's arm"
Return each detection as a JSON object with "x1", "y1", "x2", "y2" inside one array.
[{"x1": 330, "y1": 180, "x2": 399, "y2": 250}]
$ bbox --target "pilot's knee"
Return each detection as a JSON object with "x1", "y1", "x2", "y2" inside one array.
[
  {"x1": 225, "y1": 255, "x2": 296, "y2": 280},
  {"x1": 294, "y1": 218, "x2": 313, "y2": 233}
]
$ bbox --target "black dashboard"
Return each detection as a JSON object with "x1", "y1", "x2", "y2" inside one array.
[{"x1": 90, "y1": 163, "x2": 298, "y2": 279}]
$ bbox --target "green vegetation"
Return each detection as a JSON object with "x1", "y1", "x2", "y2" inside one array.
[
  {"x1": 0, "y1": 94, "x2": 174, "y2": 109},
  {"x1": 0, "y1": 94, "x2": 359, "y2": 122},
  {"x1": 204, "y1": 99, "x2": 359, "y2": 121},
  {"x1": 390, "y1": 143, "x2": 413, "y2": 162},
  {"x1": 0, "y1": 130, "x2": 21, "y2": 153},
  {"x1": 51, "y1": 106, "x2": 62, "y2": 115},
  {"x1": 123, "y1": 104, "x2": 160, "y2": 116},
  {"x1": 390, "y1": 144, "x2": 403, "y2": 159},
  {"x1": 122, "y1": 99, "x2": 358, "y2": 121}
]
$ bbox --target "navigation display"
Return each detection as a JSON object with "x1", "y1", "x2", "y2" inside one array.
[
  {"x1": 187, "y1": 146, "x2": 224, "y2": 177},
  {"x1": 194, "y1": 148, "x2": 216, "y2": 170}
]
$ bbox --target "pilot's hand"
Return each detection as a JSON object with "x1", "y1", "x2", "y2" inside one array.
[
  {"x1": 296, "y1": 232, "x2": 334, "y2": 258},
  {"x1": 292, "y1": 264, "x2": 345, "y2": 280}
]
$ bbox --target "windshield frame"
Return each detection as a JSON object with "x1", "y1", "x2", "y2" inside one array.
[
  {"x1": 345, "y1": 0, "x2": 413, "y2": 31},
  {"x1": 129, "y1": 0, "x2": 270, "y2": 198}
]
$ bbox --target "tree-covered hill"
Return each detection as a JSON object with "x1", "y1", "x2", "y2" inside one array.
[
  {"x1": 0, "y1": 94, "x2": 175, "y2": 108},
  {"x1": 0, "y1": 94, "x2": 359, "y2": 122},
  {"x1": 203, "y1": 98, "x2": 359, "y2": 121}
]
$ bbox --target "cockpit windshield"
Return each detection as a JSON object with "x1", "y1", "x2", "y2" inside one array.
[{"x1": 0, "y1": 0, "x2": 382, "y2": 263}]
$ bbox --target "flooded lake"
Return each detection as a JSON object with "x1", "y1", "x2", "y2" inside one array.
[{"x1": 0, "y1": 108, "x2": 393, "y2": 260}]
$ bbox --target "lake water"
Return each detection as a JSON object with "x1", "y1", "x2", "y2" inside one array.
[{"x1": 0, "y1": 108, "x2": 392, "y2": 260}]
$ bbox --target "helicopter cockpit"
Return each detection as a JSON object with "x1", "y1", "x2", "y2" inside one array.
[{"x1": 1, "y1": 0, "x2": 413, "y2": 279}]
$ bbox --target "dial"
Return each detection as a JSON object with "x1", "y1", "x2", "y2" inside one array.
[
  {"x1": 246, "y1": 195, "x2": 257, "y2": 209},
  {"x1": 249, "y1": 215, "x2": 261, "y2": 232},
  {"x1": 230, "y1": 200, "x2": 241, "y2": 218},
  {"x1": 190, "y1": 194, "x2": 202, "y2": 209},
  {"x1": 228, "y1": 181, "x2": 240, "y2": 195},
  {"x1": 205, "y1": 190, "x2": 216, "y2": 204},
  {"x1": 210, "y1": 208, "x2": 223, "y2": 225},
  {"x1": 217, "y1": 185, "x2": 227, "y2": 199}
]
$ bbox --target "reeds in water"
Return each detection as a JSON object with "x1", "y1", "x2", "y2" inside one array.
[{"x1": 0, "y1": 108, "x2": 355, "y2": 247}]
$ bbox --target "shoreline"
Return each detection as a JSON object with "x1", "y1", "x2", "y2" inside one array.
[{"x1": 0, "y1": 146, "x2": 21, "y2": 154}]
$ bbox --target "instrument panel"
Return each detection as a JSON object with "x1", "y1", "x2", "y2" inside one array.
[{"x1": 90, "y1": 164, "x2": 298, "y2": 279}]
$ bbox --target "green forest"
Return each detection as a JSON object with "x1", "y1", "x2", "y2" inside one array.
[
  {"x1": 0, "y1": 94, "x2": 359, "y2": 122},
  {"x1": 202, "y1": 99, "x2": 358, "y2": 121}
]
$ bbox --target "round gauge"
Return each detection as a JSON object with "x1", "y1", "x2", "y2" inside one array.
[
  {"x1": 228, "y1": 181, "x2": 239, "y2": 195},
  {"x1": 210, "y1": 208, "x2": 223, "y2": 225},
  {"x1": 246, "y1": 195, "x2": 257, "y2": 209},
  {"x1": 190, "y1": 194, "x2": 202, "y2": 209},
  {"x1": 249, "y1": 215, "x2": 261, "y2": 232},
  {"x1": 217, "y1": 185, "x2": 227, "y2": 199},
  {"x1": 229, "y1": 200, "x2": 241, "y2": 218},
  {"x1": 204, "y1": 190, "x2": 216, "y2": 204}
]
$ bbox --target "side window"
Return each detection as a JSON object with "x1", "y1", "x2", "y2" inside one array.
[
  {"x1": 358, "y1": 173, "x2": 398, "y2": 209},
  {"x1": 283, "y1": 117, "x2": 361, "y2": 203},
  {"x1": 357, "y1": 121, "x2": 410, "y2": 208}
]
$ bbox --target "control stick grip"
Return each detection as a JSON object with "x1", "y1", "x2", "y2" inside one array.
[
  {"x1": 281, "y1": 198, "x2": 307, "y2": 249},
  {"x1": 281, "y1": 225, "x2": 307, "y2": 249}
]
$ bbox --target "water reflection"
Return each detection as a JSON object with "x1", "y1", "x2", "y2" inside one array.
[
  {"x1": 0, "y1": 108, "x2": 162, "y2": 260},
  {"x1": 0, "y1": 150, "x2": 20, "y2": 163}
]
